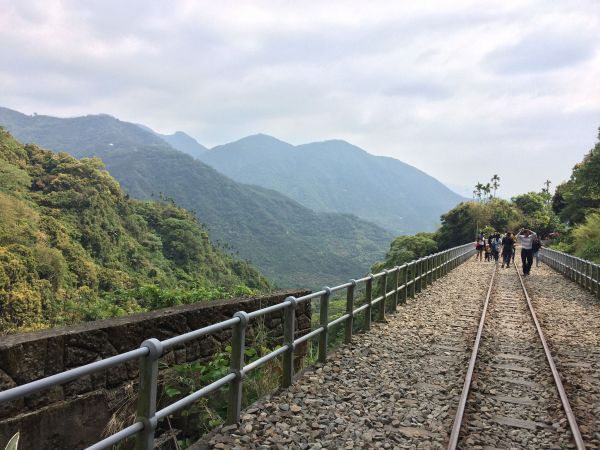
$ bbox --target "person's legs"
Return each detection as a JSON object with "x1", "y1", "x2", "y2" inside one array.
[
  {"x1": 521, "y1": 249, "x2": 527, "y2": 274},
  {"x1": 504, "y1": 253, "x2": 511, "y2": 268},
  {"x1": 524, "y1": 249, "x2": 534, "y2": 274}
]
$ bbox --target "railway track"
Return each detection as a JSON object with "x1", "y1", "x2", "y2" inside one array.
[{"x1": 448, "y1": 261, "x2": 585, "y2": 449}]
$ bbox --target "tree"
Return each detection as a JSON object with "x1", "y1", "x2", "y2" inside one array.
[
  {"x1": 482, "y1": 183, "x2": 492, "y2": 202},
  {"x1": 437, "y1": 201, "x2": 488, "y2": 249},
  {"x1": 491, "y1": 174, "x2": 500, "y2": 198},
  {"x1": 541, "y1": 179, "x2": 552, "y2": 205},
  {"x1": 474, "y1": 182, "x2": 484, "y2": 202},
  {"x1": 372, "y1": 233, "x2": 438, "y2": 272},
  {"x1": 512, "y1": 192, "x2": 561, "y2": 238},
  {"x1": 571, "y1": 213, "x2": 600, "y2": 262},
  {"x1": 552, "y1": 132, "x2": 600, "y2": 224}
]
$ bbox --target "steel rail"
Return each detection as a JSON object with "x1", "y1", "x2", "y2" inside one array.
[
  {"x1": 447, "y1": 263, "x2": 497, "y2": 450},
  {"x1": 514, "y1": 263, "x2": 585, "y2": 450}
]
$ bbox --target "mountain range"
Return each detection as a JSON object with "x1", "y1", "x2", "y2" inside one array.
[
  {"x1": 199, "y1": 134, "x2": 463, "y2": 233},
  {"x1": 0, "y1": 107, "x2": 392, "y2": 288}
]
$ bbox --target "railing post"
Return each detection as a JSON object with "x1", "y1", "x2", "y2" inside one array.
[
  {"x1": 430, "y1": 255, "x2": 435, "y2": 283},
  {"x1": 443, "y1": 251, "x2": 448, "y2": 276},
  {"x1": 378, "y1": 271, "x2": 387, "y2": 322},
  {"x1": 365, "y1": 275, "x2": 373, "y2": 331},
  {"x1": 422, "y1": 258, "x2": 429, "y2": 289},
  {"x1": 595, "y1": 264, "x2": 600, "y2": 300},
  {"x1": 401, "y1": 264, "x2": 407, "y2": 303},
  {"x1": 410, "y1": 262, "x2": 416, "y2": 298},
  {"x1": 135, "y1": 338, "x2": 163, "y2": 450},
  {"x1": 417, "y1": 258, "x2": 423, "y2": 294},
  {"x1": 227, "y1": 311, "x2": 248, "y2": 425},
  {"x1": 345, "y1": 280, "x2": 356, "y2": 343},
  {"x1": 414, "y1": 259, "x2": 420, "y2": 294},
  {"x1": 282, "y1": 297, "x2": 296, "y2": 388},
  {"x1": 393, "y1": 267, "x2": 400, "y2": 310},
  {"x1": 318, "y1": 287, "x2": 331, "y2": 363}
]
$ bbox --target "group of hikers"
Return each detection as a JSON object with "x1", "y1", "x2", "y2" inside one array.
[{"x1": 475, "y1": 228, "x2": 542, "y2": 275}]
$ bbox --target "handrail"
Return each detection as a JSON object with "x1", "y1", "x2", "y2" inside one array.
[
  {"x1": 539, "y1": 247, "x2": 600, "y2": 298},
  {"x1": 0, "y1": 242, "x2": 476, "y2": 449}
]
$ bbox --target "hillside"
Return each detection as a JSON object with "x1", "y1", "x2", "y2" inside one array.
[
  {"x1": 158, "y1": 131, "x2": 208, "y2": 159},
  {"x1": 0, "y1": 107, "x2": 393, "y2": 288},
  {"x1": 0, "y1": 129, "x2": 269, "y2": 333},
  {"x1": 201, "y1": 134, "x2": 464, "y2": 233}
]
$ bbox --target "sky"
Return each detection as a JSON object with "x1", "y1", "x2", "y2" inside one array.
[{"x1": 1, "y1": 0, "x2": 599, "y2": 198}]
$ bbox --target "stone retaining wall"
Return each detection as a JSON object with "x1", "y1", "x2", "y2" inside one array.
[{"x1": 0, "y1": 289, "x2": 311, "y2": 449}]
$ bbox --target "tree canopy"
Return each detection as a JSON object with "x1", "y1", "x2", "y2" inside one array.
[{"x1": 0, "y1": 129, "x2": 270, "y2": 333}]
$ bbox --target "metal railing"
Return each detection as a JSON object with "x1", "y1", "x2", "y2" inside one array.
[
  {"x1": 0, "y1": 242, "x2": 475, "y2": 450},
  {"x1": 540, "y1": 247, "x2": 600, "y2": 298}
]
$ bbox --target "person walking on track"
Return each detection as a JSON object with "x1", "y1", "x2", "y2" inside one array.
[
  {"x1": 532, "y1": 234, "x2": 542, "y2": 267},
  {"x1": 501, "y1": 231, "x2": 515, "y2": 268},
  {"x1": 515, "y1": 228, "x2": 537, "y2": 275},
  {"x1": 476, "y1": 233, "x2": 485, "y2": 261}
]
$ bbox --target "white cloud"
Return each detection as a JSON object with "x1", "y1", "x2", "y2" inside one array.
[{"x1": 0, "y1": 0, "x2": 599, "y2": 197}]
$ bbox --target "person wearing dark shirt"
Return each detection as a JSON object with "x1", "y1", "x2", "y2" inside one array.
[{"x1": 501, "y1": 231, "x2": 515, "y2": 268}]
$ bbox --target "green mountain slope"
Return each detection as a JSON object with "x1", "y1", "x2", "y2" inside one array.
[
  {"x1": 158, "y1": 131, "x2": 208, "y2": 159},
  {"x1": 201, "y1": 134, "x2": 464, "y2": 233},
  {"x1": 0, "y1": 107, "x2": 392, "y2": 288},
  {"x1": 0, "y1": 129, "x2": 269, "y2": 333}
]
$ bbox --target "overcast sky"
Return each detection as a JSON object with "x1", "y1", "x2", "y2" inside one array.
[{"x1": 1, "y1": 0, "x2": 599, "y2": 197}]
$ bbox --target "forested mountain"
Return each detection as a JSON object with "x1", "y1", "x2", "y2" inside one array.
[
  {"x1": 157, "y1": 131, "x2": 208, "y2": 159},
  {"x1": 200, "y1": 134, "x2": 464, "y2": 233},
  {"x1": 0, "y1": 129, "x2": 269, "y2": 333},
  {"x1": 0, "y1": 107, "x2": 392, "y2": 288}
]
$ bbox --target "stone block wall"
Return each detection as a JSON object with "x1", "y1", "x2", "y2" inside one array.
[{"x1": 0, "y1": 289, "x2": 311, "y2": 449}]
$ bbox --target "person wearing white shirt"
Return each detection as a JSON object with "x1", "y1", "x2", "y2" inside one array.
[{"x1": 515, "y1": 228, "x2": 537, "y2": 275}]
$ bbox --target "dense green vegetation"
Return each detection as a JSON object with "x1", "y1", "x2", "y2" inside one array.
[
  {"x1": 551, "y1": 129, "x2": 600, "y2": 262},
  {"x1": 374, "y1": 128, "x2": 600, "y2": 268},
  {"x1": 0, "y1": 107, "x2": 392, "y2": 288},
  {"x1": 0, "y1": 129, "x2": 269, "y2": 333},
  {"x1": 201, "y1": 134, "x2": 464, "y2": 234}
]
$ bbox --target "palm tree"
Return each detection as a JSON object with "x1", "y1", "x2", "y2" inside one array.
[
  {"x1": 474, "y1": 182, "x2": 484, "y2": 202},
  {"x1": 542, "y1": 179, "x2": 552, "y2": 205},
  {"x1": 491, "y1": 174, "x2": 500, "y2": 198},
  {"x1": 482, "y1": 183, "x2": 492, "y2": 202},
  {"x1": 542, "y1": 179, "x2": 551, "y2": 194}
]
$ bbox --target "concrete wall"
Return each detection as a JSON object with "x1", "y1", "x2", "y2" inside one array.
[{"x1": 0, "y1": 289, "x2": 311, "y2": 449}]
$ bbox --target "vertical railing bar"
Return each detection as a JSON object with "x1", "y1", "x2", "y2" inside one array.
[
  {"x1": 135, "y1": 338, "x2": 163, "y2": 450},
  {"x1": 345, "y1": 280, "x2": 356, "y2": 343},
  {"x1": 318, "y1": 287, "x2": 331, "y2": 363},
  {"x1": 378, "y1": 270, "x2": 387, "y2": 321},
  {"x1": 282, "y1": 297, "x2": 296, "y2": 388},
  {"x1": 227, "y1": 311, "x2": 248, "y2": 425},
  {"x1": 393, "y1": 266, "x2": 400, "y2": 310},
  {"x1": 365, "y1": 275, "x2": 373, "y2": 331}
]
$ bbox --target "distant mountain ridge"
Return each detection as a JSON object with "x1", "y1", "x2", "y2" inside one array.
[
  {"x1": 0, "y1": 106, "x2": 392, "y2": 288},
  {"x1": 200, "y1": 134, "x2": 464, "y2": 233},
  {"x1": 157, "y1": 131, "x2": 208, "y2": 159}
]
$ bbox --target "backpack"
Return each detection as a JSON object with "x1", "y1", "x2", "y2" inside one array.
[{"x1": 532, "y1": 236, "x2": 541, "y2": 252}]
